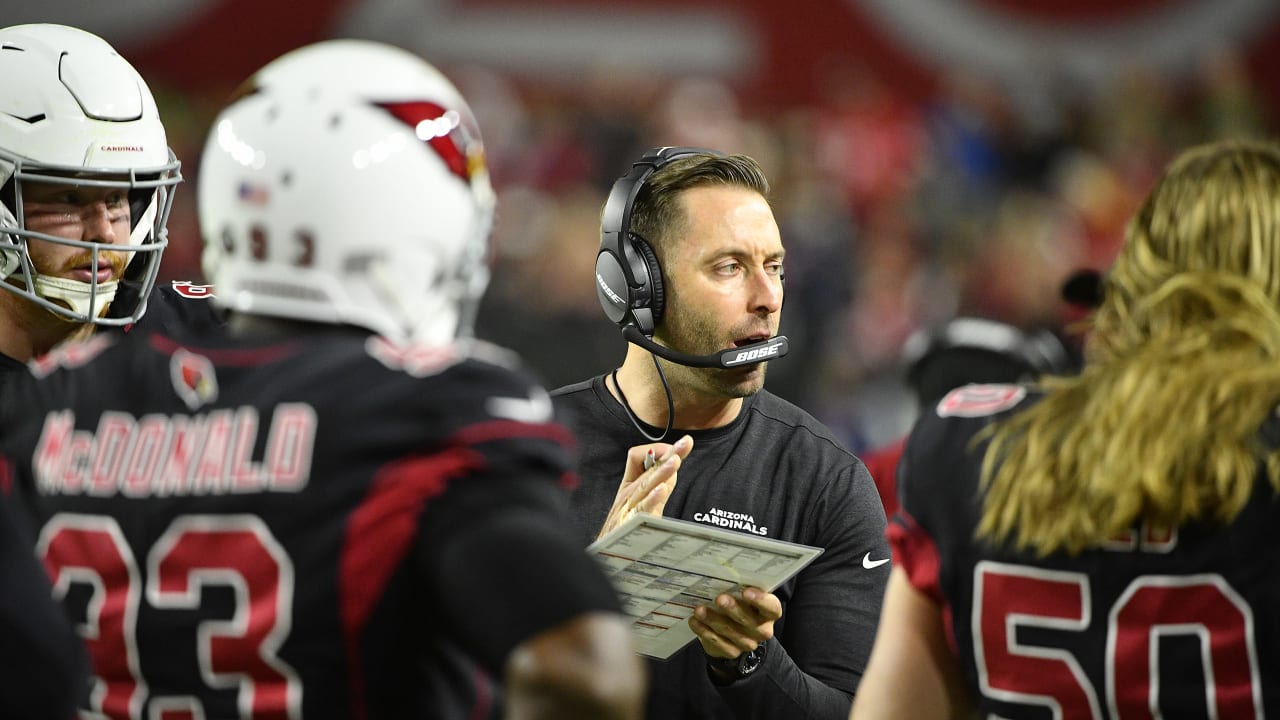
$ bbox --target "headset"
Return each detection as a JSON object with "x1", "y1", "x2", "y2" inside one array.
[{"x1": 594, "y1": 146, "x2": 789, "y2": 368}]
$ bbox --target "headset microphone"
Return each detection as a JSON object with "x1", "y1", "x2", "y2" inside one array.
[{"x1": 621, "y1": 326, "x2": 789, "y2": 369}]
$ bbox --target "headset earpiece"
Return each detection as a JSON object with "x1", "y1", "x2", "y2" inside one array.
[
  {"x1": 595, "y1": 146, "x2": 722, "y2": 336},
  {"x1": 630, "y1": 235, "x2": 664, "y2": 330},
  {"x1": 595, "y1": 230, "x2": 663, "y2": 335}
]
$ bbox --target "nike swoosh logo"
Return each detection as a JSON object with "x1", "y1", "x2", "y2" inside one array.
[{"x1": 862, "y1": 552, "x2": 890, "y2": 570}]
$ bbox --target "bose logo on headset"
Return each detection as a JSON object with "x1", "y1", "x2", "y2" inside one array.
[
  {"x1": 596, "y1": 272, "x2": 624, "y2": 308},
  {"x1": 724, "y1": 339, "x2": 785, "y2": 366},
  {"x1": 595, "y1": 146, "x2": 789, "y2": 369},
  {"x1": 595, "y1": 145, "x2": 713, "y2": 336}
]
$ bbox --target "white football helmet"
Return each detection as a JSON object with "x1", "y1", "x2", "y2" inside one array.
[
  {"x1": 198, "y1": 39, "x2": 496, "y2": 346},
  {"x1": 0, "y1": 23, "x2": 180, "y2": 324}
]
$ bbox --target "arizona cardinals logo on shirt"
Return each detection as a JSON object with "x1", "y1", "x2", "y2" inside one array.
[{"x1": 171, "y1": 348, "x2": 218, "y2": 410}]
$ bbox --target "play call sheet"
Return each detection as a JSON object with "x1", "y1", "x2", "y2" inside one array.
[{"x1": 588, "y1": 514, "x2": 823, "y2": 659}]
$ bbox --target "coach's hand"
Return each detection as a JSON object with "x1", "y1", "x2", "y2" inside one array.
[
  {"x1": 690, "y1": 586, "x2": 782, "y2": 659},
  {"x1": 595, "y1": 434, "x2": 693, "y2": 540}
]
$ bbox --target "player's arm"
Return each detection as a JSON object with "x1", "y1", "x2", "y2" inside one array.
[
  {"x1": 848, "y1": 567, "x2": 972, "y2": 720},
  {"x1": 418, "y1": 467, "x2": 645, "y2": 720},
  {"x1": 855, "y1": 407, "x2": 984, "y2": 719},
  {"x1": 0, "y1": 487, "x2": 89, "y2": 718},
  {"x1": 504, "y1": 611, "x2": 644, "y2": 720}
]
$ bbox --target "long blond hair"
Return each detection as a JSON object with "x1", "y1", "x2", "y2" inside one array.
[{"x1": 979, "y1": 139, "x2": 1280, "y2": 556}]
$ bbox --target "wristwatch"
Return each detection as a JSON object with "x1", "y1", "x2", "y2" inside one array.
[{"x1": 706, "y1": 643, "x2": 767, "y2": 684}]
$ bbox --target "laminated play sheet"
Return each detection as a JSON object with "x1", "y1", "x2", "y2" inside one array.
[{"x1": 587, "y1": 514, "x2": 823, "y2": 659}]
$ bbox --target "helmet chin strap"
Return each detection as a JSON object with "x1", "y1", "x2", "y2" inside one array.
[
  {"x1": 367, "y1": 260, "x2": 419, "y2": 344},
  {"x1": 368, "y1": 257, "x2": 462, "y2": 346},
  {"x1": 33, "y1": 275, "x2": 118, "y2": 320}
]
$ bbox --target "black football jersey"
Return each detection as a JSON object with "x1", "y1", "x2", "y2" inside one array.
[
  {"x1": 0, "y1": 325, "x2": 617, "y2": 720},
  {"x1": 893, "y1": 383, "x2": 1280, "y2": 719},
  {"x1": 0, "y1": 280, "x2": 226, "y2": 372},
  {"x1": 111, "y1": 279, "x2": 227, "y2": 337},
  {"x1": 0, "y1": 350, "x2": 23, "y2": 374}
]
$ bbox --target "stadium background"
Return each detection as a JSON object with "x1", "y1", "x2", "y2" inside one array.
[{"x1": 10, "y1": 0, "x2": 1280, "y2": 451}]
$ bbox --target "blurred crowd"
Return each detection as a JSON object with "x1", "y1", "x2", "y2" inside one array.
[{"x1": 151, "y1": 46, "x2": 1275, "y2": 456}]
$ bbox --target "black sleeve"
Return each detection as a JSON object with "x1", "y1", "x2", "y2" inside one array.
[
  {"x1": 415, "y1": 472, "x2": 622, "y2": 674},
  {"x1": 0, "y1": 488, "x2": 89, "y2": 718},
  {"x1": 715, "y1": 462, "x2": 887, "y2": 719}
]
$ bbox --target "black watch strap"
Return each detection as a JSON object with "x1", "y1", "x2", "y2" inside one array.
[{"x1": 706, "y1": 643, "x2": 767, "y2": 684}]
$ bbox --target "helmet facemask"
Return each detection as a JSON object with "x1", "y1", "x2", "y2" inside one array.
[
  {"x1": 0, "y1": 150, "x2": 180, "y2": 324},
  {"x1": 0, "y1": 23, "x2": 182, "y2": 327}
]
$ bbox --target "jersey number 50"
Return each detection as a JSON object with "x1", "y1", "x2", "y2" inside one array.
[
  {"x1": 39, "y1": 513, "x2": 300, "y2": 720},
  {"x1": 973, "y1": 561, "x2": 1262, "y2": 719}
]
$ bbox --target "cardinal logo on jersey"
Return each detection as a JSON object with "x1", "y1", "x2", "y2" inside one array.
[
  {"x1": 171, "y1": 348, "x2": 218, "y2": 410},
  {"x1": 936, "y1": 383, "x2": 1026, "y2": 418},
  {"x1": 171, "y1": 281, "x2": 216, "y2": 299}
]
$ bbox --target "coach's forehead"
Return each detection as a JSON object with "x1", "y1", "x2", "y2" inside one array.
[{"x1": 671, "y1": 185, "x2": 781, "y2": 256}]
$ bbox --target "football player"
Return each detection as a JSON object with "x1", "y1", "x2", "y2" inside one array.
[
  {"x1": 0, "y1": 23, "x2": 220, "y2": 374},
  {"x1": 1, "y1": 39, "x2": 643, "y2": 719},
  {"x1": 851, "y1": 139, "x2": 1280, "y2": 718}
]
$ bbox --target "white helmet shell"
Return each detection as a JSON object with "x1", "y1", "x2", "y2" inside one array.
[
  {"x1": 0, "y1": 23, "x2": 180, "y2": 324},
  {"x1": 198, "y1": 39, "x2": 495, "y2": 346}
]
